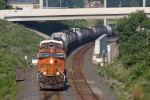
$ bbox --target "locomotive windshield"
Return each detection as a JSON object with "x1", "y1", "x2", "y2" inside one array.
[
  {"x1": 40, "y1": 52, "x2": 51, "y2": 57},
  {"x1": 52, "y1": 53, "x2": 64, "y2": 58}
]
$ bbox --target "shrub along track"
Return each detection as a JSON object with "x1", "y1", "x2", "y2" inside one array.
[{"x1": 71, "y1": 43, "x2": 103, "y2": 100}]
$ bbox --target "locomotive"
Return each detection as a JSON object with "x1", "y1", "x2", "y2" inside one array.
[
  {"x1": 37, "y1": 24, "x2": 115, "y2": 89},
  {"x1": 37, "y1": 40, "x2": 66, "y2": 89}
]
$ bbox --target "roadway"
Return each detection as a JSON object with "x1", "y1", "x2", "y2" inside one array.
[{"x1": 0, "y1": 7, "x2": 150, "y2": 21}]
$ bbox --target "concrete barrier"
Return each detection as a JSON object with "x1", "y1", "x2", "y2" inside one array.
[
  {"x1": 107, "y1": 42, "x2": 116, "y2": 63},
  {"x1": 92, "y1": 34, "x2": 107, "y2": 65},
  {"x1": 92, "y1": 34, "x2": 117, "y2": 66},
  {"x1": 0, "y1": 13, "x2": 4, "y2": 19}
]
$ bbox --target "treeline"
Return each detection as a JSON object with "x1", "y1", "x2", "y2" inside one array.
[
  {"x1": 18, "y1": 19, "x2": 103, "y2": 36},
  {"x1": 99, "y1": 10, "x2": 150, "y2": 100},
  {"x1": 106, "y1": 0, "x2": 150, "y2": 7},
  {"x1": 41, "y1": 0, "x2": 150, "y2": 8},
  {"x1": 115, "y1": 10, "x2": 150, "y2": 99},
  {"x1": 39, "y1": 0, "x2": 84, "y2": 8},
  {"x1": 42, "y1": 0, "x2": 150, "y2": 8},
  {"x1": 0, "y1": 0, "x2": 13, "y2": 10},
  {"x1": 1, "y1": 0, "x2": 150, "y2": 10}
]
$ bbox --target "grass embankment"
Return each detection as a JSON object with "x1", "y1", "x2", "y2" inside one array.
[
  {"x1": 106, "y1": 19, "x2": 118, "y2": 24},
  {"x1": 98, "y1": 60, "x2": 150, "y2": 100},
  {"x1": 0, "y1": 19, "x2": 45, "y2": 100}
]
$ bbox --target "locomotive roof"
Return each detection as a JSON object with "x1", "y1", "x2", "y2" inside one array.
[{"x1": 40, "y1": 40, "x2": 63, "y2": 46}]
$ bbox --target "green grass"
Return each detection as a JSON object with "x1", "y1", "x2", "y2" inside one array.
[
  {"x1": 98, "y1": 60, "x2": 150, "y2": 100},
  {"x1": 0, "y1": 19, "x2": 44, "y2": 100},
  {"x1": 106, "y1": 19, "x2": 118, "y2": 24}
]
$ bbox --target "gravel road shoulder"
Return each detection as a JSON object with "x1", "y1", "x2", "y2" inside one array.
[
  {"x1": 83, "y1": 46, "x2": 118, "y2": 100},
  {"x1": 15, "y1": 66, "x2": 39, "y2": 100}
]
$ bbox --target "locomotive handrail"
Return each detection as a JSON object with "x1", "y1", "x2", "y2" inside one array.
[
  {"x1": 57, "y1": 68, "x2": 65, "y2": 82},
  {"x1": 37, "y1": 65, "x2": 46, "y2": 82}
]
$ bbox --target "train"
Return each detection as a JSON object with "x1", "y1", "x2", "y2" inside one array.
[{"x1": 37, "y1": 24, "x2": 115, "y2": 90}]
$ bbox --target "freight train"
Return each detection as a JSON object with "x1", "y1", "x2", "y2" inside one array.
[{"x1": 37, "y1": 24, "x2": 115, "y2": 89}]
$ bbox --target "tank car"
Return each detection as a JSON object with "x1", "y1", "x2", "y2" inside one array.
[
  {"x1": 71, "y1": 28, "x2": 82, "y2": 43},
  {"x1": 51, "y1": 25, "x2": 115, "y2": 52},
  {"x1": 109, "y1": 24, "x2": 116, "y2": 34},
  {"x1": 51, "y1": 29, "x2": 82, "y2": 51},
  {"x1": 51, "y1": 32, "x2": 69, "y2": 51},
  {"x1": 106, "y1": 25, "x2": 113, "y2": 35},
  {"x1": 37, "y1": 40, "x2": 66, "y2": 89}
]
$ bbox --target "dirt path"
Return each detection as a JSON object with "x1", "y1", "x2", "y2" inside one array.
[{"x1": 25, "y1": 26, "x2": 50, "y2": 39}]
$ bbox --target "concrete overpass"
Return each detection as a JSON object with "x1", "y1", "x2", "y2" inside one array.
[{"x1": 0, "y1": 7, "x2": 150, "y2": 21}]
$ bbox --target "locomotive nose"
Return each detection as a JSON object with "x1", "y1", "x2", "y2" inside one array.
[{"x1": 50, "y1": 59, "x2": 53, "y2": 64}]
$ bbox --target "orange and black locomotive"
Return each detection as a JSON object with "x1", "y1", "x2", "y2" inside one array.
[{"x1": 37, "y1": 40, "x2": 66, "y2": 89}]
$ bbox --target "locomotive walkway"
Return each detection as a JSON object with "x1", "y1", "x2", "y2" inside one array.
[{"x1": 0, "y1": 7, "x2": 150, "y2": 21}]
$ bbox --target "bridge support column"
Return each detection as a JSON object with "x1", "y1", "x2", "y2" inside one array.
[
  {"x1": 104, "y1": 0, "x2": 107, "y2": 26},
  {"x1": 104, "y1": 19, "x2": 107, "y2": 26},
  {"x1": 143, "y1": 0, "x2": 146, "y2": 7},
  {"x1": 0, "y1": 14, "x2": 4, "y2": 19},
  {"x1": 46, "y1": 0, "x2": 48, "y2": 9},
  {"x1": 104, "y1": 0, "x2": 106, "y2": 8},
  {"x1": 39, "y1": 0, "x2": 43, "y2": 9}
]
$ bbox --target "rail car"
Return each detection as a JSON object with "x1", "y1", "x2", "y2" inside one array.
[
  {"x1": 37, "y1": 24, "x2": 115, "y2": 90},
  {"x1": 51, "y1": 25, "x2": 114, "y2": 51}
]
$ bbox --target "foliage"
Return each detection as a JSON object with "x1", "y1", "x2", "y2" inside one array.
[
  {"x1": 98, "y1": 10, "x2": 150, "y2": 100},
  {"x1": 17, "y1": 21, "x2": 68, "y2": 36},
  {"x1": 0, "y1": 0, "x2": 13, "y2": 10},
  {"x1": 0, "y1": 19, "x2": 44, "y2": 99},
  {"x1": 42, "y1": 0, "x2": 84, "y2": 8},
  {"x1": 0, "y1": 0, "x2": 6, "y2": 10},
  {"x1": 106, "y1": 0, "x2": 150, "y2": 7},
  {"x1": 18, "y1": 20, "x2": 103, "y2": 35},
  {"x1": 129, "y1": 0, "x2": 140, "y2": 7},
  {"x1": 96, "y1": 53, "x2": 101, "y2": 58}
]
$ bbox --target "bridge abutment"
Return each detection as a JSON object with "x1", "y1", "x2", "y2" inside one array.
[{"x1": 0, "y1": 14, "x2": 4, "y2": 19}]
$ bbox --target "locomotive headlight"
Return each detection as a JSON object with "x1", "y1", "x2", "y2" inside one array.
[
  {"x1": 56, "y1": 72, "x2": 60, "y2": 75},
  {"x1": 50, "y1": 59, "x2": 53, "y2": 64},
  {"x1": 43, "y1": 72, "x2": 46, "y2": 75}
]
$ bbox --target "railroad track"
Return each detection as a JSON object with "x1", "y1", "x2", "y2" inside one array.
[
  {"x1": 39, "y1": 87, "x2": 61, "y2": 100},
  {"x1": 71, "y1": 43, "x2": 102, "y2": 100}
]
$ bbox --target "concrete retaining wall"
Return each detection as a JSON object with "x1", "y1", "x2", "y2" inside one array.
[
  {"x1": 107, "y1": 42, "x2": 116, "y2": 63},
  {"x1": 0, "y1": 14, "x2": 4, "y2": 19},
  {"x1": 92, "y1": 34, "x2": 107, "y2": 64},
  {"x1": 92, "y1": 34, "x2": 117, "y2": 66}
]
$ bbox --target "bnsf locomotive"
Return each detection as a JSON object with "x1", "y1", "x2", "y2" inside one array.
[
  {"x1": 37, "y1": 24, "x2": 115, "y2": 89},
  {"x1": 37, "y1": 40, "x2": 66, "y2": 89}
]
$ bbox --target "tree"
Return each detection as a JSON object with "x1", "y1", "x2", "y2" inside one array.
[
  {"x1": 0, "y1": 0, "x2": 6, "y2": 10},
  {"x1": 95, "y1": 20, "x2": 103, "y2": 26},
  {"x1": 115, "y1": 10, "x2": 150, "y2": 67},
  {"x1": 71, "y1": 0, "x2": 84, "y2": 8},
  {"x1": 129, "y1": 0, "x2": 140, "y2": 7},
  {"x1": 99, "y1": 0, "x2": 104, "y2": 4}
]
